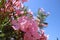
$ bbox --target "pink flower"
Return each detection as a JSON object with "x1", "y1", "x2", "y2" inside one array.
[
  {"x1": 24, "y1": 32, "x2": 32, "y2": 40},
  {"x1": 11, "y1": 20, "x2": 20, "y2": 30},
  {"x1": 24, "y1": 32, "x2": 38, "y2": 40},
  {"x1": 11, "y1": 16, "x2": 28, "y2": 31},
  {"x1": 17, "y1": 16, "x2": 29, "y2": 32},
  {"x1": 24, "y1": 31, "x2": 40, "y2": 40},
  {"x1": 5, "y1": 2, "x2": 11, "y2": 10},
  {"x1": 11, "y1": 16, "x2": 41, "y2": 40},
  {"x1": 0, "y1": 8, "x2": 4, "y2": 12},
  {"x1": 13, "y1": 0, "x2": 22, "y2": 10},
  {"x1": 27, "y1": 23, "x2": 40, "y2": 39},
  {"x1": 11, "y1": 16, "x2": 37, "y2": 32},
  {"x1": 39, "y1": 34, "x2": 47, "y2": 40},
  {"x1": 16, "y1": 10, "x2": 24, "y2": 15},
  {"x1": 22, "y1": 0, "x2": 28, "y2": 3},
  {"x1": 6, "y1": 0, "x2": 23, "y2": 10},
  {"x1": 39, "y1": 30, "x2": 47, "y2": 40}
]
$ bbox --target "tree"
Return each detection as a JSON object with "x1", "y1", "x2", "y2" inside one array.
[{"x1": 0, "y1": 0, "x2": 49, "y2": 40}]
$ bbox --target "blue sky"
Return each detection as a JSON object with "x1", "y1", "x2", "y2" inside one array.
[{"x1": 24, "y1": 0, "x2": 60, "y2": 40}]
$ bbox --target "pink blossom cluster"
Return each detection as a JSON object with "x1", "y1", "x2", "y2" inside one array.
[
  {"x1": 11, "y1": 16, "x2": 48, "y2": 40},
  {"x1": 11, "y1": 16, "x2": 40, "y2": 40},
  {"x1": 4, "y1": 0, "x2": 49, "y2": 40},
  {"x1": 5, "y1": 0, "x2": 27, "y2": 13}
]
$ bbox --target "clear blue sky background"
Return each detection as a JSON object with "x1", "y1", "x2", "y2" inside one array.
[{"x1": 24, "y1": 0, "x2": 60, "y2": 40}]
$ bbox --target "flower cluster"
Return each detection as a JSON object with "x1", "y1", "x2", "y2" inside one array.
[{"x1": 0, "y1": 0, "x2": 49, "y2": 40}]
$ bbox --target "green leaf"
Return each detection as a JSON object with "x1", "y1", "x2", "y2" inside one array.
[{"x1": 0, "y1": 33, "x2": 5, "y2": 37}]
